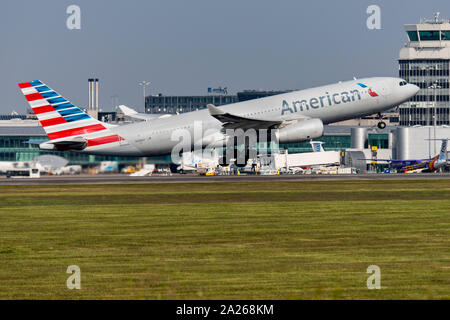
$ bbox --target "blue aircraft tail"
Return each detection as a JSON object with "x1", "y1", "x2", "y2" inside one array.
[{"x1": 439, "y1": 139, "x2": 448, "y2": 161}]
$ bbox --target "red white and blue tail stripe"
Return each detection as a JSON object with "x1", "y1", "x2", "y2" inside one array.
[{"x1": 18, "y1": 80, "x2": 124, "y2": 150}]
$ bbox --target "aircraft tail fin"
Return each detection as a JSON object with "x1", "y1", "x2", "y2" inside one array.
[
  {"x1": 18, "y1": 80, "x2": 122, "y2": 150},
  {"x1": 439, "y1": 139, "x2": 448, "y2": 161},
  {"x1": 310, "y1": 141, "x2": 324, "y2": 152}
]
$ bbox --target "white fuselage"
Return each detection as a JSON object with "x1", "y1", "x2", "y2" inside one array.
[{"x1": 82, "y1": 77, "x2": 419, "y2": 157}]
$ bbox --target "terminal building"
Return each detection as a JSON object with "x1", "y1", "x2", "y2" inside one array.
[
  {"x1": 0, "y1": 118, "x2": 447, "y2": 172},
  {"x1": 399, "y1": 13, "x2": 450, "y2": 126},
  {"x1": 144, "y1": 90, "x2": 291, "y2": 114}
]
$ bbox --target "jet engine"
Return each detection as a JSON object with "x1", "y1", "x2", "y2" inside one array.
[{"x1": 276, "y1": 119, "x2": 324, "y2": 144}]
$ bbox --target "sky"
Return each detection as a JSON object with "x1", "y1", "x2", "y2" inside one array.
[{"x1": 1, "y1": 0, "x2": 449, "y2": 113}]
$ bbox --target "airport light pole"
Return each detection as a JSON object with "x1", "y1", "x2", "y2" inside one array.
[
  {"x1": 138, "y1": 81, "x2": 150, "y2": 168},
  {"x1": 139, "y1": 81, "x2": 151, "y2": 113},
  {"x1": 428, "y1": 82, "x2": 441, "y2": 155},
  {"x1": 110, "y1": 94, "x2": 119, "y2": 109},
  {"x1": 421, "y1": 65, "x2": 435, "y2": 125}
]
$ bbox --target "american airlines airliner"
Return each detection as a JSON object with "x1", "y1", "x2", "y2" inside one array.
[{"x1": 18, "y1": 77, "x2": 419, "y2": 160}]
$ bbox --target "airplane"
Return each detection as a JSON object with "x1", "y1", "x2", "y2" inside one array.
[
  {"x1": 18, "y1": 77, "x2": 419, "y2": 166},
  {"x1": 118, "y1": 105, "x2": 173, "y2": 121},
  {"x1": 365, "y1": 139, "x2": 449, "y2": 173}
]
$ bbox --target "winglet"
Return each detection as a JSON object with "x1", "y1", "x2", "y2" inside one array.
[{"x1": 207, "y1": 104, "x2": 225, "y2": 116}]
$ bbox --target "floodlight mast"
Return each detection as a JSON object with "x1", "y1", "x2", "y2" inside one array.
[
  {"x1": 428, "y1": 81, "x2": 441, "y2": 154},
  {"x1": 139, "y1": 81, "x2": 151, "y2": 113}
]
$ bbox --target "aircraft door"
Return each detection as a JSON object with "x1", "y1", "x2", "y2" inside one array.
[
  {"x1": 372, "y1": 82, "x2": 391, "y2": 97},
  {"x1": 378, "y1": 84, "x2": 391, "y2": 96}
]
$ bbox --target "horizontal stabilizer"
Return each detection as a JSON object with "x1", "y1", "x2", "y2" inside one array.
[{"x1": 40, "y1": 137, "x2": 87, "y2": 151}]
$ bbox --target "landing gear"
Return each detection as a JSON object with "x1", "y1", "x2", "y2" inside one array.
[
  {"x1": 377, "y1": 121, "x2": 386, "y2": 129},
  {"x1": 220, "y1": 136, "x2": 252, "y2": 168},
  {"x1": 377, "y1": 112, "x2": 386, "y2": 129}
]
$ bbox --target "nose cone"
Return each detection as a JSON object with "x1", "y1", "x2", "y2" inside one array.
[
  {"x1": 405, "y1": 83, "x2": 420, "y2": 99},
  {"x1": 410, "y1": 84, "x2": 420, "y2": 95}
]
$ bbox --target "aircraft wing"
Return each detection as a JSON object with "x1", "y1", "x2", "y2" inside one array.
[{"x1": 207, "y1": 104, "x2": 284, "y2": 130}]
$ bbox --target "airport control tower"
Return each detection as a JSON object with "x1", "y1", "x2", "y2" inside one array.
[{"x1": 398, "y1": 13, "x2": 450, "y2": 126}]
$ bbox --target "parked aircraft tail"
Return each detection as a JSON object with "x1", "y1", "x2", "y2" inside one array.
[
  {"x1": 310, "y1": 141, "x2": 325, "y2": 153},
  {"x1": 438, "y1": 139, "x2": 448, "y2": 162},
  {"x1": 426, "y1": 138, "x2": 449, "y2": 162}
]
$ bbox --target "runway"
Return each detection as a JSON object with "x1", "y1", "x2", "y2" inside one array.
[{"x1": 0, "y1": 173, "x2": 449, "y2": 185}]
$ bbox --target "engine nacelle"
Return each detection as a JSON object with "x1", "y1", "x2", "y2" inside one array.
[{"x1": 276, "y1": 119, "x2": 324, "y2": 144}]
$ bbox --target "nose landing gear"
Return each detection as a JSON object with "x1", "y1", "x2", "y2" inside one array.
[
  {"x1": 377, "y1": 113, "x2": 386, "y2": 129},
  {"x1": 377, "y1": 121, "x2": 386, "y2": 129}
]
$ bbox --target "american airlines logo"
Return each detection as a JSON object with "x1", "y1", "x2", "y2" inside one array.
[
  {"x1": 357, "y1": 82, "x2": 379, "y2": 97},
  {"x1": 281, "y1": 83, "x2": 378, "y2": 115}
]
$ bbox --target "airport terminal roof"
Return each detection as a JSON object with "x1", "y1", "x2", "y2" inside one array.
[{"x1": 0, "y1": 125, "x2": 46, "y2": 136}]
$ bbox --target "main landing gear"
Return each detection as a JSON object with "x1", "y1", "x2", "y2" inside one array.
[{"x1": 377, "y1": 113, "x2": 386, "y2": 129}]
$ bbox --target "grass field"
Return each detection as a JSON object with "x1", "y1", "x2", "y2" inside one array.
[{"x1": 0, "y1": 180, "x2": 449, "y2": 299}]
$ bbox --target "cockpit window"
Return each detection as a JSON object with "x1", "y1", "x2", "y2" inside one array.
[{"x1": 399, "y1": 81, "x2": 407, "y2": 86}]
